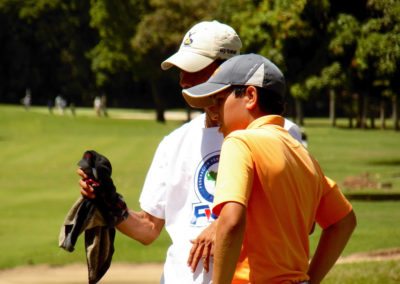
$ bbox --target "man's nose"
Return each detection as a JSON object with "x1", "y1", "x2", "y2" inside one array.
[{"x1": 179, "y1": 72, "x2": 191, "y2": 89}]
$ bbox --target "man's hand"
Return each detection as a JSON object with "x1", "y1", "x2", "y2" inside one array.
[
  {"x1": 77, "y1": 168, "x2": 96, "y2": 199},
  {"x1": 187, "y1": 221, "x2": 217, "y2": 272}
]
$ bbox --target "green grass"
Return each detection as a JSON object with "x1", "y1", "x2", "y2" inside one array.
[
  {"x1": 324, "y1": 260, "x2": 400, "y2": 283},
  {"x1": 309, "y1": 201, "x2": 400, "y2": 255},
  {"x1": 0, "y1": 105, "x2": 181, "y2": 268},
  {"x1": 0, "y1": 105, "x2": 399, "y2": 279},
  {"x1": 304, "y1": 118, "x2": 400, "y2": 193}
]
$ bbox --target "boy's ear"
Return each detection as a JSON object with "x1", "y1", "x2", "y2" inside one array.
[{"x1": 245, "y1": 86, "x2": 258, "y2": 110}]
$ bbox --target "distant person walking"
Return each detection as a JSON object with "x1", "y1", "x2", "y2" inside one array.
[
  {"x1": 70, "y1": 102, "x2": 76, "y2": 117},
  {"x1": 101, "y1": 94, "x2": 108, "y2": 117},
  {"x1": 21, "y1": 88, "x2": 32, "y2": 110},
  {"x1": 55, "y1": 95, "x2": 67, "y2": 115},
  {"x1": 94, "y1": 96, "x2": 102, "y2": 117},
  {"x1": 47, "y1": 99, "x2": 54, "y2": 114},
  {"x1": 94, "y1": 95, "x2": 108, "y2": 117}
]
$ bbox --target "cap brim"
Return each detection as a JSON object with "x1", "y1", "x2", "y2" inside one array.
[
  {"x1": 182, "y1": 83, "x2": 231, "y2": 108},
  {"x1": 161, "y1": 50, "x2": 214, "y2": 72}
]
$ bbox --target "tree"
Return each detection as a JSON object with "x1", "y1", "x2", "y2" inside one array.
[
  {"x1": 354, "y1": 0, "x2": 400, "y2": 130},
  {"x1": 326, "y1": 0, "x2": 400, "y2": 130},
  {"x1": 85, "y1": 0, "x2": 152, "y2": 110},
  {"x1": 0, "y1": 0, "x2": 97, "y2": 106},
  {"x1": 303, "y1": 62, "x2": 346, "y2": 126},
  {"x1": 228, "y1": 0, "x2": 333, "y2": 125},
  {"x1": 88, "y1": 0, "x2": 145, "y2": 85}
]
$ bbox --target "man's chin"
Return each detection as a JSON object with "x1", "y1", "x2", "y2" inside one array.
[{"x1": 218, "y1": 126, "x2": 228, "y2": 137}]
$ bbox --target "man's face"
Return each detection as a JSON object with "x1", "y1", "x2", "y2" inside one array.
[
  {"x1": 179, "y1": 63, "x2": 217, "y2": 89},
  {"x1": 180, "y1": 62, "x2": 220, "y2": 126}
]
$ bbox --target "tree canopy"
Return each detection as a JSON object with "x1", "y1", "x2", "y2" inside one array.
[{"x1": 0, "y1": 0, "x2": 398, "y2": 128}]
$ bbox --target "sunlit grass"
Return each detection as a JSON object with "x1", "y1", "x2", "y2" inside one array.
[{"x1": 0, "y1": 105, "x2": 399, "y2": 278}]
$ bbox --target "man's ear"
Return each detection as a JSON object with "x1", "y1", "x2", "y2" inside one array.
[{"x1": 245, "y1": 86, "x2": 258, "y2": 110}]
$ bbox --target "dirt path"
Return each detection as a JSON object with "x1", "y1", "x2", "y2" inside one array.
[
  {"x1": 336, "y1": 248, "x2": 400, "y2": 264},
  {"x1": 0, "y1": 263, "x2": 163, "y2": 284},
  {"x1": 1, "y1": 248, "x2": 399, "y2": 284}
]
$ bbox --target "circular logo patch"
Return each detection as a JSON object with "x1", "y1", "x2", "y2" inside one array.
[{"x1": 195, "y1": 152, "x2": 220, "y2": 203}]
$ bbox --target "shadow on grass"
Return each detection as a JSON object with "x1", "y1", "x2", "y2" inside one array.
[
  {"x1": 345, "y1": 193, "x2": 400, "y2": 201},
  {"x1": 367, "y1": 159, "x2": 400, "y2": 166}
]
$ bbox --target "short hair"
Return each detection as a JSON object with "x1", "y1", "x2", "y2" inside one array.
[{"x1": 233, "y1": 86, "x2": 285, "y2": 115}]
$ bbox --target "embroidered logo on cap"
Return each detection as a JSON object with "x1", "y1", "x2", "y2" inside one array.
[{"x1": 183, "y1": 32, "x2": 194, "y2": 46}]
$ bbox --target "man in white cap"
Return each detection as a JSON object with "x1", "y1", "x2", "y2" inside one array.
[
  {"x1": 80, "y1": 20, "x2": 248, "y2": 284},
  {"x1": 183, "y1": 54, "x2": 356, "y2": 283},
  {"x1": 79, "y1": 21, "x2": 304, "y2": 283},
  {"x1": 136, "y1": 20, "x2": 248, "y2": 283}
]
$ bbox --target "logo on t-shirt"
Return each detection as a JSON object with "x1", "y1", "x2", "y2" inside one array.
[{"x1": 191, "y1": 151, "x2": 219, "y2": 226}]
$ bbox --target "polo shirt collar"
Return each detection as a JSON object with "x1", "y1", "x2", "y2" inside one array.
[{"x1": 247, "y1": 115, "x2": 284, "y2": 129}]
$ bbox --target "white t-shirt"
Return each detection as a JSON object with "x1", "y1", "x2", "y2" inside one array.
[
  {"x1": 284, "y1": 118, "x2": 301, "y2": 143},
  {"x1": 139, "y1": 114, "x2": 304, "y2": 284},
  {"x1": 140, "y1": 114, "x2": 221, "y2": 283}
]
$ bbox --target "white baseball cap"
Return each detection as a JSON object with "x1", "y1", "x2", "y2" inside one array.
[{"x1": 161, "y1": 20, "x2": 242, "y2": 73}]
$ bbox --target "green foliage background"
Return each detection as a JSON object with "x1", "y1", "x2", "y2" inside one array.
[{"x1": 1, "y1": 0, "x2": 399, "y2": 125}]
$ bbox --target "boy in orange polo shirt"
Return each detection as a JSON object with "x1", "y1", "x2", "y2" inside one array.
[{"x1": 182, "y1": 54, "x2": 356, "y2": 283}]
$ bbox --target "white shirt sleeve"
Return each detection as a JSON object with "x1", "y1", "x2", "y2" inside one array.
[
  {"x1": 139, "y1": 136, "x2": 171, "y2": 219},
  {"x1": 284, "y1": 118, "x2": 303, "y2": 144}
]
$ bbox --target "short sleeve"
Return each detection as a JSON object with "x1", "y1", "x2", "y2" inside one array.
[
  {"x1": 315, "y1": 177, "x2": 353, "y2": 229},
  {"x1": 212, "y1": 136, "x2": 254, "y2": 216},
  {"x1": 284, "y1": 119, "x2": 302, "y2": 143},
  {"x1": 139, "y1": 137, "x2": 170, "y2": 219}
]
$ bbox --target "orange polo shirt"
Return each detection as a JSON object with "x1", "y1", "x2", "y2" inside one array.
[{"x1": 213, "y1": 115, "x2": 352, "y2": 283}]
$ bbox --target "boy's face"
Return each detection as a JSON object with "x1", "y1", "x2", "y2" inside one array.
[{"x1": 213, "y1": 88, "x2": 249, "y2": 137}]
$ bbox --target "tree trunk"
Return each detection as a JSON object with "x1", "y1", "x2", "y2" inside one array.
[
  {"x1": 295, "y1": 99, "x2": 304, "y2": 126},
  {"x1": 355, "y1": 93, "x2": 362, "y2": 128},
  {"x1": 346, "y1": 91, "x2": 354, "y2": 128},
  {"x1": 186, "y1": 106, "x2": 192, "y2": 122},
  {"x1": 348, "y1": 92, "x2": 353, "y2": 128},
  {"x1": 379, "y1": 100, "x2": 386, "y2": 129},
  {"x1": 370, "y1": 114, "x2": 375, "y2": 129},
  {"x1": 393, "y1": 94, "x2": 399, "y2": 131},
  {"x1": 149, "y1": 80, "x2": 165, "y2": 123},
  {"x1": 329, "y1": 89, "x2": 336, "y2": 127},
  {"x1": 361, "y1": 92, "x2": 368, "y2": 129},
  {"x1": 370, "y1": 98, "x2": 375, "y2": 129},
  {"x1": 348, "y1": 115, "x2": 353, "y2": 128}
]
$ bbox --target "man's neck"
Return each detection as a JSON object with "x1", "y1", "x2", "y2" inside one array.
[{"x1": 205, "y1": 113, "x2": 219, "y2": 128}]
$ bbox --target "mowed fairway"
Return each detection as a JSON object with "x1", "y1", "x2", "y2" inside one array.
[
  {"x1": 0, "y1": 105, "x2": 399, "y2": 282},
  {"x1": 0, "y1": 105, "x2": 182, "y2": 268}
]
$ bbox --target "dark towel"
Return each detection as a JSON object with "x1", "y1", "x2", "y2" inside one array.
[
  {"x1": 59, "y1": 197, "x2": 114, "y2": 284},
  {"x1": 59, "y1": 150, "x2": 128, "y2": 284},
  {"x1": 78, "y1": 150, "x2": 128, "y2": 226}
]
